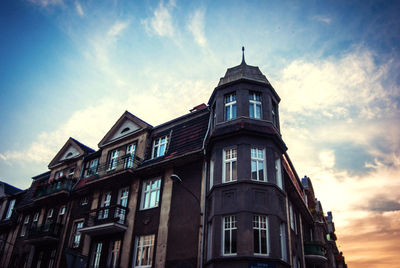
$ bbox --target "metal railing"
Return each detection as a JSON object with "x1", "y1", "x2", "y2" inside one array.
[
  {"x1": 34, "y1": 178, "x2": 74, "y2": 198},
  {"x1": 28, "y1": 222, "x2": 63, "y2": 239},
  {"x1": 85, "y1": 154, "x2": 142, "y2": 179},
  {"x1": 304, "y1": 241, "x2": 326, "y2": 256},
  {"x1": 85, "y1": 204, "x2": 129, "y2": 227}
]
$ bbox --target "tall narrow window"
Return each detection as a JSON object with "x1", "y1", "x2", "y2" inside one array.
[
  {"x1": 251, "y1": 148, "x2": 266, "y2": 181},
  {"x1": 32, "y1": 212, "x2": 39, "y2": 227},
  {"x1": 109, "y1": 150, "x2": 119, "y2": 170},
  {"x1": 223, "y1": 216, "x2": 237, "y2": 255},
  {"x1": 212, "y1": 104, "x2": 216, "y2": 127},
  {"x1": 99, "y1": 192, "x2": 112, "y2": 219},
  {"x1": 280, "y1": 223, "x2": 287, "y2": 261},
  {"x1": 72, "y1": 221, "x2": 84, "y2": 248},
  {"x1": 209, "y1": 160, "x2": 214, "y2": 190},
  {"x1": 152, "y1": 136, "x2": 168, "y2": 158},
  {"x1": 48, "y1": 250, "x2": 56, "y2": 268},
  {"x1": 141, "y1": 178, "x2": 161, "y2": 210},
  {"x1": 223, "y1": 148, "x2": 237, "y2": 183},
  {"x1": 275, "y1": 157, "x2": 283, "y2": 189},
  {"x1": 253, "y1": 215, "x2": 269, "y2": 255},
  {"x1": 57, "y1": 205, "x2": 66, "y2": 223},
  {"x1": 225, "y1": 93, "x2": 237, "y2": 121},
  {"x1": 86, "y1": 159, "x2": 99, "y2": 177},
  {"x1": 289, "y1": 203, "x2": 295, "y2": 231},
  {"x1": 249, "y1": 92, "x2": 262, "y2": 119},
  {"x1": 125, "y1": 144, "x2": 136, "y2": 168},
  {"x1": 5, "y1": 199, "x2": 15, "y2": 219},
  {"x1": 134, "y1": 235, "x2": 155, "y2": 267},
  {"x1": 91, "y1": 242, "x2": 103, "y2": 268},
  {"x1": 107, "y1": 240, "x2": 121, "y2": 268},
  {"x1": 272, "y1": 101, "x2": 278, "y2": 127},
  {"x1": 20, "y1": 215, "x2": 30, "y2": 237},
  {"x1": 292, "y1": 255, "x2": 297, "y2": 268},
  {"x1": 68, "y1": 167, "x2": 75, "y2": 179},
  {"x1": 116, "y1": 187, "x2": 129, "y2": 223}
]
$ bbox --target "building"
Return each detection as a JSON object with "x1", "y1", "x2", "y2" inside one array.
[{"x1": 0, "y1": 50, "x2": 346, "y2": 268}]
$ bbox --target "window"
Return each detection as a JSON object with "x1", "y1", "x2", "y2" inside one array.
[
  {"x1": 20, "y1": 215, "x2": 30, "y2": 237},
  {"x1": 68, "y1": 168, "x2": 75, "y2": 179},
  {"x1": 55, "y1": 170, "x2": 63, "y2": 179},
  {"x1": 5, "y1": 199, "x2": 15, "y2": 219},
  {"x1": 289, "y1": 203, "x2": 295, "y2": 231},
  {"x1": 253, "y1": 215, "x2": 269, "y2": 255},
  {"x1": 109, "y1": 150, "x2": 119, "y2": 170},
  {"x1": 47, "y1": 209, "x2": 54, "y2": 219},
  {"x1": 224, "y1": 93, "x2": 237, "y2": 121},
  {"x1": 85, "y1": 159, "x2": 99, "y2": 177},
  {"x1": 134, "y1": 235, "x2": 155, "y2": 267},
  {"x1": 280, "y1": 223, "x2": 287, "y2": 261},
  {"x1": 125, "y1": 143, "x2": 136, "y2": 168},
  {"x1": 91, "y1": 242, "x2": 103, "y2": 268},
  {"x1": 72, "y1": 221, "x2": 84, "y2": 248},
  {"x1": 206, "y1": 222, "x2": 213, "y2": 261},
  {"x1": 81, "y1": 197, "x2": 89, "y2": 206},
  {"x1": 212, "y1": 104, "x2": 216, "y2": 127},
  {"x1": 57, "y1": 206, "x2": 66, "y2": 223},
  {"x1": 33, "y1": 212, "x2": 39, "y2": 224},
  {"x1": 251, "y1": 148, "x2": 266, "y2": 181},
  {"x1": 223, "y1": 148, "x2": 237, "y2": 183},
  {"x1": 99, "y1": 192, "x2": 112, "y2": 219},
  {"x1": 275, "y1": 157, "x2": 283, "y2": 189},
  {"x1": 152, "y1": 136, "x2": 168, "y2": 158},
  {"x1": 48, "y1": 250, "x2": 56, "y2": 268},
  {"x1": 249, "y1": 92, "x2": 262, "y2": 119},
  {"x1": 209, "y1": 160, "x2": 214, "y2": 190},
  {"x1": 116, "y1": 187, "x2": 129, "y2": 223},
  {"x1": 59, "y1": 206, "x2": 66, "y2": 215},
  {"x1": 223, "y1": 216, "x2": 237, "y2": 255},
  {"x1": 272, "y1": 101, "x2": 278, "y2": 127},
  {"x1": 141, "y1": 178, "x2": 161, "y2": 210},
  {"x1": 108, "y1": 240, "x2": 121, "y2": 268}
]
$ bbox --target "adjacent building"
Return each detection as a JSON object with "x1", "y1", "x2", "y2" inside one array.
[{"x1": 0, "y1": 51, "x2": 346, "y2": 268}]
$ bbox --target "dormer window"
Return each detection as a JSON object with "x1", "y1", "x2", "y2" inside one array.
[
  {"x1": 125, "y1": 143, "x2": 136, "y2": 168},
  {"x1": 109, "y1": 149, "x2": 119, "y2": 170},
  {"x1": 152, "y1": 136, "x2": 168, "y2": 158},
  {"x1": 249, "y1": 92, "x2": 262, "y2": 119},
  {"x1": 225, "y1": 93, "x2": 237, "y2": 121},
  {"x1": 85, "y1": 158, "x2": 99, "y2": 177}
]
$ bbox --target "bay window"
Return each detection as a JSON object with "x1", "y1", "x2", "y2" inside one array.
[{"x1": 223, "y1": 148, "x2": 237, "y2": 183}]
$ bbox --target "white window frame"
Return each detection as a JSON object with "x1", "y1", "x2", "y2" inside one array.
[
  {"x1": 107, "y1": 240, "x2": 121, "y2": 268},
  {"x1": 253, "y1": 215, "x2": 269, "y2": 255},
  {"x1": 109, "y1": 149, "x2": 119, "y2": 170},
  {"x1": 5, "y1": 199, "x2": 15, "y2": 219},
  {"x1": 280, "y1": 223, "x2": 287, "y2": 261},
  {"x1": 20, "y1": 215, "x2": 30, "y2": 237},
  {"x1": 91, "y1": 242, "x2": 103, "y2": 268},
  {"x1": 116, "y1": 187, "x2": 129, "y2": 223},
  {"x1": 223, "y1": 148, "x2": 237, "y2": 183},
  {"x1": 251, "y1": 148, "x2": 266, "y2": 181},
  {"x1": 59, "y1": 206, "x2": 66, "y2": 215},
  {"x1": 72, "y1": 221, "x2": 84, "y2": 248},
  {"x1": 125, "y1": 143, "x2": 136, "y2": 168},
  {"x1": 152, "y1": 136, "x2": 168, "y2": 158},
  {"x1": 225, "y1": 93, "x2": 237, "y2": 121},
  {"x1": 86, "y1": 158, "x2": 99, "y2": 177},
  {"x1": 275, "y1": 157, "x2": 283, "y2": 189},
  {"x1": 134, "y1": 234, "x2": 155, "y2": 267},
  {"x1": 68, "y1": 167, "x2": 75, "y2": 179},
  {"x1": 209, "y1": 160, "x2": 214, "y2": 190},
  {"x1": 100, "y1": 192, "x2": 112, "y2": 219},
  {"x1": 140, "y1": 178, "x2": 161, "y2": 210},
  {"x1": 47, "y1": 208, "x2": 54, "y2": 219},
  {"x1": 33, "y1": 212, "x2": 39, "y2": 222},
  {"x1": 289, "y1": 203, "x2": 295, "y2": 231},
  {"x1": 222, "y1": 215, "x2": 237, "y2": 256},
  {"x1": 272, "y1": 101, "x2": 278, "y2": 126},
  {"x1": 249, "y1": 92, "x2": 262, "y2": 119}
]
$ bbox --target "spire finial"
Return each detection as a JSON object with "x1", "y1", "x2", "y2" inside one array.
[{"x1": 241, "y1": 46, "x2": 245, "y2": 64}]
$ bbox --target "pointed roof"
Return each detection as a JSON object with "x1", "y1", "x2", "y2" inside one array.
[
  {"x1": 48, "y1": 137, "x2": 95, "y2": 168},
  {"x1": 98, "y1": 111, "x2": 153, "y2": 148},
  {"x1": 218, "y1": 47, "x2": 270, "y2": 86}
]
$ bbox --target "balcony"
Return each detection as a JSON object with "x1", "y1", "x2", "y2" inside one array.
[
  {"x1": 79, "y1": 205, "x2": 129, "y2": 236},
  {"x1": 34, "y1": 177, "x2": 74, "y2": 202},
  {"x1": 26, "y1": 222, "x2": 63, "y2": 245},
  {"x1": 304, "y1": 241, "x2": 328, "y2": 265},
  {"x1": 84, "y1": 154, "x2": 141, "y2": 184}
]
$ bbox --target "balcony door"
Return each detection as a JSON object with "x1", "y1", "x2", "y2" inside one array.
[
  {"x1": 99, "y1": 192, "x2": 112, "y2": 219},
  {"x1": 115, "y1": 187, "x2": 129, "y2": 224},
  {"x1": 89, "y1": 238, "x2": 122, "y2": 268}
]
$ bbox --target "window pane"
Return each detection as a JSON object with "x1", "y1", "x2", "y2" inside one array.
[
  {"x1": 249, "y1": 104, "x2": 254, "y2": 118},
  {"x1": 256, "y1": 104, "x2": 261, "y2": 118},
  {"x1": 225, "y1": 163, "x2": 230, "y2": 182},
  {"x1": 232, "y1": 161, "x2": 237, "y2": 180},
  {"x1": 251, "y1": 160, "x2": 257, "y2": 180},
  {"x1": 254, "y1": 229, "x2": 260, "y2": 253},
  {"x1": 232, "y1": 104, "x2": 237, "y2": 118},
  {"x1": 231, "y1": 228, "x2": 237, "y2": 253},
  {"x1": 261, "y1": 230, "x2": 267, "y2": 253}
]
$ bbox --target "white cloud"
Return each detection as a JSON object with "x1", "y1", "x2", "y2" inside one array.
[
  {"x1": 29, "y1": 0, "x2": 63, "y2": 7},
  {"x1": 312, "y1": 15, "x2": 332, "y2": 24},
  {"x1": 108, "y1": 21, "x2": 130, "y2": 37},
  {"x1": 142, "y1": 0, "x2": 176, "y2": 38},
  {"x1": 75, "y1": 1, "x2": 84, "y2": 16},
  {"x1": 187, "y1": 9, "x2": 207, "y2": 48}
]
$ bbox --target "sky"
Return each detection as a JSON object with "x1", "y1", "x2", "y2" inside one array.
[{"x1": 1, "y1": 0, "x2": 400, "y2": 266}]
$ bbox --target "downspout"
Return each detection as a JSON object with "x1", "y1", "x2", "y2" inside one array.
[{"x1": 200, "y1": 107, "x2": 212, "y2": 268}]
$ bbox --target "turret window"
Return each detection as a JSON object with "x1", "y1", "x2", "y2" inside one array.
[
  {"x1": 249, "y1": 92, "x2": 262, "y2": 119},
  {"x1": 272, "y1": 101, "x2": 278, "y2": 126},
  {"x1": 251, "y1": 148, "x2": 266, "y2": 181},
  {"x1": 275, "y1": 157, "x2": 283, "y2": 189},
  {"x1": 223, "y1": 148, "x2": 237, "y2": 183},
  {"x1": 224, "y1": 93, "x2": 237, "y2": 121}
]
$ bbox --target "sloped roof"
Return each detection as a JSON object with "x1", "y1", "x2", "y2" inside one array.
[
  {"x1": 0, "y1": 181, "x2": 22, "y2": 195},
  {"x1": 218, "y1": 51, "x2": 270, "y2": 86},
  {"x1": 48, "y1": 137, "x2": 94, "y2": 168}
]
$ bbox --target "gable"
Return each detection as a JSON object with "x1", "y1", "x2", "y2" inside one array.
[
  {"x1": 60, "y1": 145, "x2": 80, "y2": 161},
  {"x1": 48, "y1": 137, "x2": 92, "y2": 168},
  {"x1": 109, "y1": 120, "x2": 140, "y2": 141}
]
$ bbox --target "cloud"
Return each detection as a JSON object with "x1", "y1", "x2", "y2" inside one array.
[
  {"x1": 311, "y1": 15, "x2": 332, "y2": 24},
  {"x1": 142, "y1": 0, "x2": 176, "y2": 38},
  {"x1": 107, "y1": 21, "x2": 130, "y2": 37},
  {"x1": 368, "y1": 196, "x2": 400, "y2": 212},
  {"x1": 28, "y1": 0, "x2": 63, "y2": 7},
  {"x1": 187, "y1": 9, "x2": 207, "y2": 48},
  {"x1": 75, "y1": 1, "x2": 84, "y2": 16}
]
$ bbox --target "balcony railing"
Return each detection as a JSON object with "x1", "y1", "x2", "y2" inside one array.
[
  {"x1": 34, "y1": 178, "x2": 74, "y2": 198},
  {"x1": 27, "y1": 222, "x2": 63, "y2": 240},
  {"x1": 85, "y1": 154, "x2": 141, "y2": 179},
  {"x1": 86, "y1": 204, "x2": 129, "y2": 226},
  {"x1": 304, "y1": 241, "x2": 326, "y2": 256}
]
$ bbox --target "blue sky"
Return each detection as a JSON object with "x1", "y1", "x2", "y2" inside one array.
[{"x1": 1, "y1": 0, "x2": 400, "y2": 266}]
